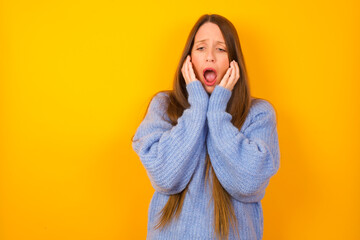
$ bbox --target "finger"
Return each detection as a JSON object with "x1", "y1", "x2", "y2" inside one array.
[
  {"x1": 184, "y1": 56, "x2": 189, "y2": 83},
  {"x1": 186, "y1": 56, "x2": 195, "y2": 83},
  {"x1": 219, "y1": 66, "x2": 232, "y2": 88},
  {"x1": 224, "y1": 62, "x2": 235, "y2": 89},
  {"x1": 188, "y1": 58, "x2": 197, "y2": 82},
  {"x1": 181, "y1": 57, "x2": 188, "y2": 84},
  {"x1": 184, "y1": 56, "x2": 191, "y2": 84},
  {"x1": 230, "y1": 61, "x2": 240, "y2": 89},
  {"x1": 231, "y1": 61, "x2": 238, "y2": 84},
  {"x1": 182, "y1": 57, "x2": 189, "y2": 84}
]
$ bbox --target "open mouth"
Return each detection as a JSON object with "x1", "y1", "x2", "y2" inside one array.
[{"x1": 203, "y1": 68, "x2": 217, "y2": 86}]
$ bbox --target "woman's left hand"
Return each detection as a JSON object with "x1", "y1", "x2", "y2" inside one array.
[{"x1": 218, "y1": 60, "x2": 240, "y2": 91}]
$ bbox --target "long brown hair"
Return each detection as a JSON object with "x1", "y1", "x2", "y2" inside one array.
[{"x1": 133, "y1": 14, "x2": 253, "y2": 240}]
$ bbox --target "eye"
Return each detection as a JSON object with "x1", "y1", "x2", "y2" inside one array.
[
  {"x1": 197, "y1": 47, "x2": 204, "y2": 50},
  {"x1": 218, "y1": 48, "x2": 226, "y2": 52}
]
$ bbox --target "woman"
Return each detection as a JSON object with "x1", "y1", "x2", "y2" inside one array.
[{"x1": 131, "y1": 14, "x2": 280, "y2": 240}]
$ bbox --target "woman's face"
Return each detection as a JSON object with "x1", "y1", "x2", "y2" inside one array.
[{"x1": 190, "y1": 22, "x2": 230, "y2": 94}]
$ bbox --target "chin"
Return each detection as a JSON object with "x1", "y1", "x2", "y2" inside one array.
[
  {"x1": 204, "y1": 86, "x2": 215, "y2": 94},
  {"x1": 199, "y1": 80, "x2": 218, "y2": 93}
]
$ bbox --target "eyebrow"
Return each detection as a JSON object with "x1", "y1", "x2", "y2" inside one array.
[{"x1": 195, "y1": 39, "x2": 225, "y2": 45}]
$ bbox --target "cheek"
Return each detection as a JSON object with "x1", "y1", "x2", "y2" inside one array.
[{"x1": 218, "y1": 62, "x2": 230, "y2": 80}]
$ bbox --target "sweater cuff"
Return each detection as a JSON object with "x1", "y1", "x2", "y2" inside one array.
[
  {"x1": 208, "y1": 85, "x2": 232, "y2": 112},
  {"x1": 186, "y1": 81, "x2": 209, "y2": 108}
]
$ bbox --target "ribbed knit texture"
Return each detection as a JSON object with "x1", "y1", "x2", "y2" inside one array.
[{"x1": 132, "y1": 80, "x2": 280, "y2": 240}]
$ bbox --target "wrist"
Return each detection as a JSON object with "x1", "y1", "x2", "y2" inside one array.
[
  {"x1": 186, "y1": 81, "x2": 209, "y2": 108},
  {"x1": 208, "y1": 85, "x2": 232, "y2": 112}
]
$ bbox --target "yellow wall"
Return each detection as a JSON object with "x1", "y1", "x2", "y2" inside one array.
[{"x1": 1, "y1": 0, "x2": 359, "y2": 239}]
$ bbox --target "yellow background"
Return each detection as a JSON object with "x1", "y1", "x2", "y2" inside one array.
[{"x1": 1, "y1": 0, "x2": 359, "y2": 239}]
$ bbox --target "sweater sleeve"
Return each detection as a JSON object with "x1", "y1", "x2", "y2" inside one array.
[
  {"x1": 206, "y1": 85, "x2": 280, "y2": 203},
  {"x1": 132, "y1": 80, "x2": 208, "y2": 195}
]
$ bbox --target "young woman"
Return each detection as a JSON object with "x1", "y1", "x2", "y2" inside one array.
[{"x1": 131, "y1": 14, "x2": 280, "y2": 240}]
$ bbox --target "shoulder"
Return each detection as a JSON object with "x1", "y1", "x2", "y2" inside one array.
[
  {"x1": 144, "y1": 90, "x2": 171, "y2": 121},
  {"x1": 148, "y1": 91, "x2": 170, "y2": 109},
  {"x1": 248, "y1": 98, "x2": 277, "y2": 124},
  {"x1": 250, "y1": 98, "x2": 276, "y2": 114},
  {"x1": 152, "y1": 90, "x2": 170, "y2": 103}
]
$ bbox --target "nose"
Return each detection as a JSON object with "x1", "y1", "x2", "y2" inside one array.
[{"x1": 206, "y1": 50, "x2": 215, "y2": 62}]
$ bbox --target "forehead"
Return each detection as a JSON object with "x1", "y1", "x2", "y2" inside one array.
[{"x1": 194, "y1": 22, "x2": 225, "y2": 43}]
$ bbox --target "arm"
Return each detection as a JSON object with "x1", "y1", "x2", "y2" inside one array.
[
  {"x1": 132, "y1": 80, "x2": 208, "y2": 195},
  {"x1": 206, "y1": 85, "x2": 280, "y2": 203}
]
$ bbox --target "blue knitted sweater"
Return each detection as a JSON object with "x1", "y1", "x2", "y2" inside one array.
[{"x1": 132, "y1": 80, "x2": 280, "y2": 240}]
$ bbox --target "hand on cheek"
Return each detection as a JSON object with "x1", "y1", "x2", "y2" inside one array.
[
  {"x1": 218, "y1": 60, "x2": 240, "y2": 91},
  {"x1": 181, "y1": 55, "x2": 199, "y2": 85}
]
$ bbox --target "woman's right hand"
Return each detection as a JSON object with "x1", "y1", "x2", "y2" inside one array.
[{"x1": 181, "y1": 55, "x2": 199, "y2": 85}]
